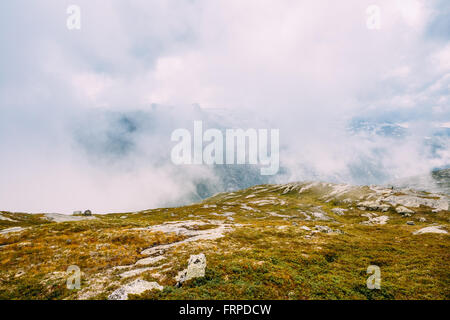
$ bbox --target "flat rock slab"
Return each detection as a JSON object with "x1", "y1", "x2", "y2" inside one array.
[
  {"x1": 362, "y1": 215, "x2": 389, "y2": 225},
  {"x1": 0, "y1": 227, "x2": 27, "y2": 235},
  {"x1": 135, "y1": 255, "x2": 165, "y2": 266},
  {"x1": 413, "y1": 226, "x2": 448, "y2": 235},
  {"x1": 108, "y1": 279, "x2": 163, "y2": 300},
  {"x1": 119, "y1": 268, "x2": 155, "y2": 279},
  {"x1": 384, "y1": 195, "x2": 448, "y2": 211},
  {"x1": 0, "y1": 215, "x2": 16, "y2": 222},
  {"x1": 43, "y1": 213, "x2": 97, "y2": 223}
]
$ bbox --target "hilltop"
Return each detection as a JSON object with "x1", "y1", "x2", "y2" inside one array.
[{"x1": 0, "y1": 181, "x2": 448, "y2": 300}]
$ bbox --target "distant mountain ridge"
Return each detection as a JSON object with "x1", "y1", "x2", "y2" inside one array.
[{"x1": 389, "y1": 168, "x2": 450, "y2": 196}]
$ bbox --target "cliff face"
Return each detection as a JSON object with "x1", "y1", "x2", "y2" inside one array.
[{"x1": 0, "y1": 181, "x2": 448, "y2": 300}]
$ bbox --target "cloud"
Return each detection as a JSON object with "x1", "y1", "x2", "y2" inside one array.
[{"x1": 0, "y1": 0, "x2": 449, "y2": 213}]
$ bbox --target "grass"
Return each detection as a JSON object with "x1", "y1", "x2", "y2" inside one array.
[{"x1": 0, "y1": 182, "x2": 448, "y2": 300}]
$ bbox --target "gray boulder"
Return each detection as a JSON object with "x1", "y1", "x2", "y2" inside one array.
[
  {"x1": 176, "y1": 254, "x2": 207, "y2": 286},
  {"x1": 413, "y1": 225, "x2": 448, "y2": 235}
]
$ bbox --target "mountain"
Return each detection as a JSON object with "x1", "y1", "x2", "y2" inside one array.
[
  {"x1": 0, "y1": 181, "x2": 448, "y2": 300},
  {"x1": 389, "y1": 168, "x2": 450, "y2": 195}
]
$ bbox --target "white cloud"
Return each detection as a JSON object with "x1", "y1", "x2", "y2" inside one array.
[{"x1": 0, "y1": 0, "x2": 448, "y2": 213}]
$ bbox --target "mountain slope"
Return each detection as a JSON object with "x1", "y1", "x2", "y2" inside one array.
[{"x1": 0, "y1": 182, "x2": 448, "y2": 300}]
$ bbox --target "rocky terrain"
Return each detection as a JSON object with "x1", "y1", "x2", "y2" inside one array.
[{"x1": 0, "y1": 181, "x2": 448, "y2": 300}]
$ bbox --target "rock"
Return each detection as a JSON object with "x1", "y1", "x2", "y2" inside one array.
[
  {"x1": 83, "y1": 210, "x2": 92, "y2": 216},
  {"x1": 43, "y1": 213, "x2": 96, "y2": 222},
  {"x1": 396, "y1": 206, "x2": 414, "y2": 215},
  {"x1": 413, "y1": 225, "x2": 448, "y2": 235},
  {"x1": 314, "y1": 225, "x2": 332, "y2": 233},
  {"x1": 357, "y1": 201, "x2": 390, "y2": 212},
  {"x1": 385, "y1": 195, "x2": 448, "y2": 211},
  {"x1": 406, "y1": 221, "x2": 415, "y2": 225},
  {"x1": 108, "y1": 279, "x2": 163, "y2": 300},
  {"x1": 0, "y1": 215, "x2": 16, "y2": 222},
  {"x1": 419, "y1": 217, "x2": 426, "y2": 222},
  {"x1": 119, "y1": 268, "x2": 155, "y2": 279},
  {"x1": 139, "y1": 220, "x2": 235, "y2": 255},
  {"x1": 176, "y1": 254, "x2": 206, "y2": 286},
  {"x1": 135, "y1": 255, "x2": 165, "y2": 266},
  {"x1": 362, "y1": 215, "x2": 389, "y2": 225},
  {"x1": 300, "y1": 226, "x2": 311, "y2": 231},
  {"x1": 0, "y1": 227, "x2": 26, "y2": 235},
  {"x1": 331, "y1": 208, "x2": 348, "y2": 215},
  {"x1": 309, "y1": 209, "x2": 332, "y2": 221},
  {"x1": 313, "y1": 225, "x2": 342, "y2": 234}
]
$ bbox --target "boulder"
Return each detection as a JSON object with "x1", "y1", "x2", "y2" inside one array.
[
  {"x1": 331, "y1": 208, "x2": 347, "y2": 215},
  {"x1": 362, "y1": 215, "x2": 389, "y2": 225},
  {"x1": 176, "y1": 254, "x2": 206, "y2": 286},
  {"x1": 385, "y1": 195, "x2": 448, "y2": 211},
  {"x1": 357, "y1": 201, "x2": 390, "y2": 212},
  {"x1": 413, "y1": 225, "x2": 448, "y2": 235},
  {"x1": 396, "y1": 206, "x2": 414, "y2": 215}
]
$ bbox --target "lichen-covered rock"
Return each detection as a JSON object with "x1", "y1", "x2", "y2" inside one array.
[
  {"x1": 385, "y1": 195, "x2": 448, "y2": 211},
  {"x1": 331, "y1": 208, "x2": 347, "y2": 215},
  {"x1": 108, "y1": 279, "x2": 163, "y2": 300},
  {"x1": 396, "y1": 206, "x2": 414, "y2": 215},
  {"x1": 313, "y1": 225, "x2": 343, "y2": 234},
  {"x1": 176, "y1": 254, "x2": 206, "y2": 286},
  {"x1": 362, "y1": 215, "x2": 389, "y2": 225},
  {"x1": 357, "y1": 201, "x2": 390, "y2": 212},
  {"x1": 413, "y1": 225, "x2": 448, "y2": 235}
]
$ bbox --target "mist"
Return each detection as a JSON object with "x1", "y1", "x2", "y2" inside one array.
[{"x1": 0, "y1": 0, "x2": 449, "y2": 213}]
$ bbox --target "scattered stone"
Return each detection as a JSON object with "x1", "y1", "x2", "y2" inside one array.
[
  {"x1": 331, "y1": 208, "x2": 348, "y2": 215},
  {"x1": 0, "y1": 227, "x2": 26, "y2": 235},
  {"x1": 413, "y1": 225, "x2": 448, "y2": 235},
  {"x1": 362, "y1": 215, "x2": 389, "y2": 226},
  {"x1": 176, "y1": 254, "x2": 206, "y2": 286},
  {"x1": 396, "y1": 206, "x2": 414, "y2": 215},
  {"x1": 385, "y1": 195, "x2": 448, "y2": 211},
  {"x1": 406, "y1": 221, "x2": 415, "y2": 225},
  {"x1": 135, "y1": 255, "x2": 165, "y2": 266},
  {"x1": 312, "y1": 225, "x2": 343, "y2": 234},
  {"x1": 419, "y1": 217, "x2": 426, "y2": 222},
  {"x1": 357, "y1": 201, "x2": 390, "y2": 212},
  {"x1": 119, "y1": 268, "x2": 154, "y2": 279},
  {"x1": 0, "y1": 215, "x2": 16, "y2": 222},
  {"x1": 139, "y1": 220, "x2": 235, "y2": 255},
  {"x1": 300, "y1": 226, "x2": 311, "y2": 231},
  {"x1": 43, "y1": 213, "x2": 96, "y2": 223},
  {"x1": 314, "y1": 225, "x2": 333, "y2": 233},
  {"x1": 108, "y1": 279, "x2": 163, "y2": 300}
]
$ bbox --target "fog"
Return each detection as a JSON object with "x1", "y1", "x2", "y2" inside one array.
[{"x1": 0, "y1": 0, "x2": 449, "y2": 213}]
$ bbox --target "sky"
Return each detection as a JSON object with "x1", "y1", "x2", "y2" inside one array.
[{"x1": 0, "y1": 0, "x2": 449, "y2": 213}]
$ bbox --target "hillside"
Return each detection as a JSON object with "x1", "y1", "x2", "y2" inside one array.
[{"x1": 0, "y1": 182, "x2": 449, "y2": 300}]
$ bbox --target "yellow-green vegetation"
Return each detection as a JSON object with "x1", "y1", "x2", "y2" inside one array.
[{"x1": 0, "y1": 182, "x2": 449, "y2": 300}]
